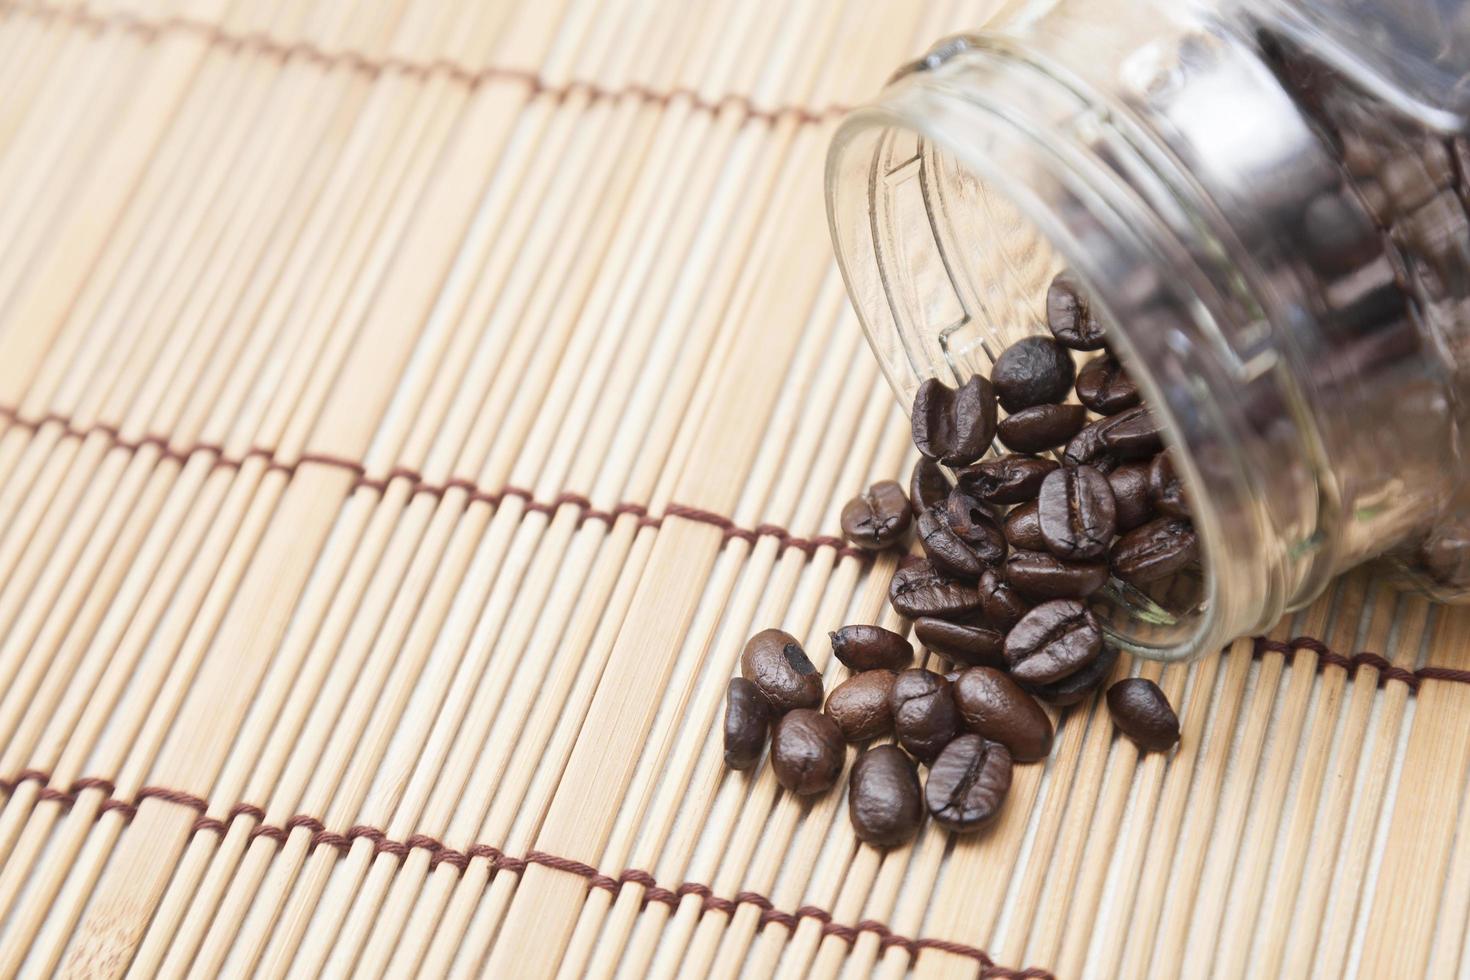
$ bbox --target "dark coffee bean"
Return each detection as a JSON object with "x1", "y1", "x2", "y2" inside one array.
[
  {"x1": 890, "y1": 668, "x2": 959, "y2": 763},
  {"x1": 824, "y1": 670, "x2": 897, "y2": 742},
  {"x1": 1106, "y1": 677, "x2": 1180, "y2": 751},
  {"x1": 911, "y1": 377, "x2": 997, "y2": 466},
  {"x1": 1046, "y1": 273, "x2": 1107, "y2": 350},
  {"x1": 1148, "y1": 452, "x2": 1189, "y2": 517},
  {"x1": 1004, "y1": 599, "x2": 1103, "y2": 684},
  {"x1": 956, "y1": 454, "x2": 1058, "y2": 505},
  {"x1": 770, "y1": 709, "x2": 846, "y2": 795},
  {"x1": 841, "y1": 480, "x2": 912, "y2": 551},
  {"x1": 1074, "y1": 353, "x2": 1140, "y2": 415},
  {"x1": 953, "y1": 667, "x2": 1054, "y2": 762},
  {"x1": 991, "y1": 336, "x2": 1076, "y2": 411},
  {"x1": 943, "y1": 490, "x2": 1006, "y2": 561},
  {"x1": 996, "y1": 403, "x2": 1087, "y2": 453},
  {"x1": 917, "y1": 509, "x2": 981, "y2": 579},
  {"x1": 723, "y1": 678, "x2": 771, "y2": 769},
  {"x1": 975, "y1": 568, "x2": 1031, "y2": 630},
  {"x1": 741, "y1": 629, "x2": 823, "y2": 713},
  {"x1": 1037, "y1": 465, "x2": 1117, "y2": 562},
  {"x1": 1110, "y1": 517, "x2": 1199, "y2": 585},
  {"x1": 925, "y1": 734, "x2": 1012, "y2": 831},
  {"x1": 888, "y1": 559, "x2": 981, "y2": 620},
  {"x1": 1098, "y1": 405, "x2": 1164, "y2": 458},
  {"x1": 848, "y1": 745, "x2": 924, "y2": 846},
  {"x1": 913, "y1": 616, "x2": 1006, "y2": 669},
  {"x1": 1026, "y1": 642, "x2": 1119, "y2": 706},
  {"x1": 1003, "y1": 550, "x2": 1110, "y2": 600},
  {"x1": 917, "y1": 494, "x2": 1006, "y2": 578},
  {"x1": 1003, "y1": 500, "x2": 1047, "y2": 552},
  {"x1": 1107, "y1": 461, "x2": 1154, "y2": 531},
  {"x1": 830, "y1": 624, "x2": 913, "y2": 672},
  {"x1": 1063, "y1": 418, "x2": 1111, "y2": 469},
  {"x1": 909, "y1": 457, "x2": 951, "y2": 516}
]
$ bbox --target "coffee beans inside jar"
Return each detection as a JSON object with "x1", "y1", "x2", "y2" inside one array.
[{"x1": 721, "y1": 272, "x2": 1188, "y2": 845}]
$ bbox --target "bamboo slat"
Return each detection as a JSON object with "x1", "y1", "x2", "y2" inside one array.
[{"x1": 0, "y1": 1, "x2": 1467, "y2": 977}]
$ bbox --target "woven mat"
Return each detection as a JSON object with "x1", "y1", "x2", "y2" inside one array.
[{"x1": 0, "y1": 0, "x2": 1468, "y2": 976}]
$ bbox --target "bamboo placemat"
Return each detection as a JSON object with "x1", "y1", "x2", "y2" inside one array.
[{"x1": 0, "y1": 0, "x2": 1467, "y2": 976}]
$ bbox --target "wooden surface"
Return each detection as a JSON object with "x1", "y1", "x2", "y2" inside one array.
[{"x1": 0, "y1": 0, "x2": 1467, "y2": 977}]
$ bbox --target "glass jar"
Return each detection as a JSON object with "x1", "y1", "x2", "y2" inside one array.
[{"x1": 826, "y1": 0, "x2": 1470, "y2": 661}]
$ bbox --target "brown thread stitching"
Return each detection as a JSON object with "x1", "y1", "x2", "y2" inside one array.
[{"x1": 3, "y1": 1, "x2": 851, "y2": 124}]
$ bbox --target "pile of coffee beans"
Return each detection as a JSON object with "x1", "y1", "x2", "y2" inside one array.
[{"x1": 724, "y1": 273, "x2": 1190, "y2": 846}]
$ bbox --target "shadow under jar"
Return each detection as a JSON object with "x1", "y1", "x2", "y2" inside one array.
[{"x1": 826, "y1": 0, "x2": 1470, "y2": 662}]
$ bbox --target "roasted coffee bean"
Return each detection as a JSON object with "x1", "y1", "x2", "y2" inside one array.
[
  {"x1": 913, "y1": 616, "x2": 1006, "y2": 669},
  {"x1": 1046, "y1": 273, "x2": 1107, "y2": 351},
  {"x1": 1148, "y1": 452, "x2": 1189, "y2": 517},
  {"x1": 911, "y1": 376, "x2": 997, "y2": 466},
  {"x1": 824, "y1": 670, "x2": 897, "y2": 742},
  {"x1": 841, "y1": 480, "x2": 912, "y2": 551},
  {"x1": 888, "y1": 559, "x2": 981, "y2": 620},
  {"x1": 1098, "y1": 405, "x2": 1164, "y2": 458},
  {"x1": 1108, "y1": 461, "x2": 1155, "y2": 531},
  {"x1": 830, "y1": 624, "x2": 913, "y2": 672},
  {"x1": 925, "y1": 735, "x2": 1012, "y2": 831},
  {"x1": 992, "y1": 336, "x2": 1076, "y2": 411},
  {"x1": 1027, "y1": 642, "x2": 1119, "y2": 706},
  {"x1": 917, "y1": 509, "x2": 979, "y2": 579},
  {"x1": 953, "y1": 667, "x2": 1054, "y2": 762},
  {"x1": 1003, "y1": 500, "x2": 1047, "y2": 552},
  {"x1": 890, "y1": 668, "x2": 960, "y2": 764},
  {"x1": 1074, "y1": 353, "x2": 1140, "y2": 415},
  {"x1": 1003, "y1": 550, "x2": 1110, "y2": 600},
  {"x1": 1062, "y1": 417, "x2": 1111, "y2": 469},
  {"x1": 848, "y1": 745, "x2": 924, "y2": 846},
  {"x1": 723, "y1": 678, "x2": 771, "y2": 769},
  {"x1": 1004, "y1": 599, "x2": 1103, "y2": 684},
  {"x1": 943, "y1": 490, "x2": 1006, "y2": 558},
  {"x1": 1038, "y1": 465, "x2": 1117, "y2": 562},
  {"x1": 996, "y1": 403, "x2": 1087, "y2": 453},
  {"x1": 770, "y1": 709, "x2": 845, "y2": 795},
  {"x1": 741, "y1": 629, "x2": 824, "y2": 713},
  {"x1": 1110, "y1": 517, "x2": 1199, "y2": 585},
  {"x1": 975, "y1": 569, "x2": 1031, "y2": 631},
  {"x1": 1106, "y1": 677, "x2": 1180, "y2": 751},
  {"x1": 909, "y1": 457, "x2": 951, "y2": 516},
  {"x1": 916, "y1": 493, "x2": 1007, "y2": 578},
  {"x1": 956, "y1": 454, "x2": 1058, "y2": 505}
]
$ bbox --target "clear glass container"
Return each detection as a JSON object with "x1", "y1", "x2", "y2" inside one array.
[{"x1": 826, "y1": 0, "x2": 1470, "y2": 661}]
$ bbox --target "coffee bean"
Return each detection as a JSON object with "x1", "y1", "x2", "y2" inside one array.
[
  {"x1": 916, "y1": 493, "x2": 1006, "y2": 578},
  {"x1": 1110, "y1": 517, "x2": 1199, "y2": 585},
  {"x1": 1074, "y1": 353, "x2": 1140, "y2": 415},
  {"x1": 770, "y1": 709, "x2": 846, "y2": 795},
  {"x1": 1003, "y1": 549, "x2": 1109, "y2": 600},
  {"x1": 991, "y1": 336, "x2": 1076, "y2": 411},
  {"x1": 911, "y1": 376, "x2": 997, "y2": 466},
  {"x1": 1003, "y1": 500, "x2": 1047, "y2": 552},
  {"x1": 1106, "y1": 677, "x2": 1180, "y2": 751},
  {"x1": 909, "y1": 457, "x2": 951, "y2": 516},
  {"x1": 830, "y1": 624, "x2": 913, "y2": 672},
  {"x1": 953, "y1": 667, "x2": 1054, "y2": 762},
  {"x1": 889, "y1": 559, "x2": 981, "y2": 620},
  {"x1": 825, "y1": 670, "x2": 897, "y2": 742},
  {"x1": 848, "y1": 745, "x2": 924, "y2": 846},
  {"x1": 1107, "y1": 461, "x2": 1155, "y2": 531},
  {"x1": 925, "y1": 735, "x2": 1012, "y2": 831},
  {"x1": 1038, "y1": 465, "x2": 1117, "y2": 561},
  {"x1": 975, "y1": 568, "x2": 1031, "y2": 630},
  {"x1": 723, "y1": 678, "x2": 771, "y2": 769},
  {"x1": 1098, "y1": 405, "x2": 1164, "y2": 458},
  {"x1": 741, "y1": 629, "x2": 824, "y2": 713},
  {"x1": 913, "y1": 616, "x2": 1006, "y2": 669},
  {"x1": 917, "y1": 510, "x2": 978, "y2": 579},
  {"x1": 890, "y1": 668, "x2": 960, "y2": 763},
  {"x1": 1148, "y1": 452, "x2": 1188, "y2": 517},
  {"x1": 841, "y1": 480, "x2": 912, "y2": 551},
  {"x1": 1004, "y1": 599, "x2": 1103, "y2": 684},
  {"x1": 1046, "y1": 273, "x2": 1107, "y2": 350},
  {"x1": 1026, "y1": 642, "x2": 1119, "y2": 706},
  {"x1": 943, "y1": 490, "x2": 1006, "y2": 559},
  {"x1": 956, "y1": 454, "x2": 1058, "y2": 505},
  {"x1": 996, "y1": 403, "x2": 1087, "y2": 453},
  {"x1": 1062, "y1": 418, "x2": 1112, "y2": 469}
]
